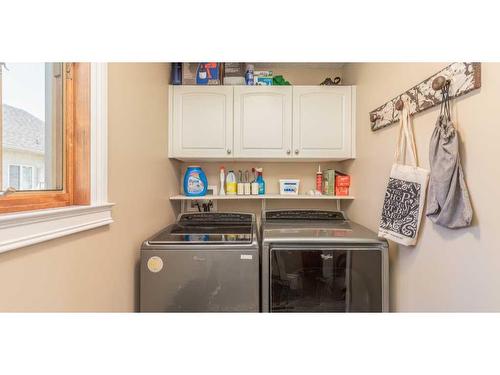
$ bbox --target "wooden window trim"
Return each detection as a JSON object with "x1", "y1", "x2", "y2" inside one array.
[{"x1": 0, "y1": 63, "x2": 90, "y2": 214}]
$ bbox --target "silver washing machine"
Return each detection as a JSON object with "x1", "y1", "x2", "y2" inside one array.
[
  {"x1": 261, "y1": 210, "x2": 389, "y2": 312},
  {"x1": 140, "y1": 212, "x2": 259, "y2": 312}
]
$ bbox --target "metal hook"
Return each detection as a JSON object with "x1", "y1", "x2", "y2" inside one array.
[
  {"x1": 432, "y1": 75, "x2": 450, "y2": 91},
  {"x1": 395, "y1": 98, "x2": 404, "y2": 111},
  {"x1": 370, "y1": 113, "x2": 380, "y2": 123}
]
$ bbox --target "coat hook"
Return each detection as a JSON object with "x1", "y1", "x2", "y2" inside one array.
[
  {"x1": 370, "y1": 113, "x2": 379, "y2": 123},
  {"x1": 395, "y1": 98, "x2": 404, "y2": 111},
  {"x1": 432, "y1": 75, "x2": 450, "y2": 91}
]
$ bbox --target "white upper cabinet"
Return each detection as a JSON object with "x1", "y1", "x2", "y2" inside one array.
[
  {"x1": 234, "y1": 86, "x2": 292, "y2": 158},
  {"x1": 292, "y1": 86, "x2": 355, "y2": 159},
  {"x1": 169, "y1": 86, "x2": 233, "y2": 158},
  {"x1": 168, "y1": 85, "x2": 356, "y2": 161}
]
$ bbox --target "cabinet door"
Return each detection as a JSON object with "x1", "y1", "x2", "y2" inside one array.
[
  {"x1": 234, "y1": 86, "x2": 292, "y2": 158},
  {"x1": 170, "y1": 86, "x2": 233, "y2": 158},
  {"x1": 292, "y1": 86, "x2": 354, "y2": 159}
]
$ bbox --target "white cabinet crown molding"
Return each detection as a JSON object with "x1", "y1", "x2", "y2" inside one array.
[{"x1": 0, "y1": 63, "x2": 113, "y2": 254}]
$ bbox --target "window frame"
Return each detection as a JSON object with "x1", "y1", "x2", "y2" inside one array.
[
  {"x1": 0, "y1": 63, "x2": 112, "y2": 254},
  {"x1": 0, "y1": 63, "x2": 90, "y2": 213}
]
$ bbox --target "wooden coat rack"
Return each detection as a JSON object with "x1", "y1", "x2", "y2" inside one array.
[{"x1": 369, "y1": 62, "x2": 481, "y2": 131}]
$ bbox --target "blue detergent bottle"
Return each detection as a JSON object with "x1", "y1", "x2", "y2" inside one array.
[{"x1": 183, "y1": 166, "x2": 208, "y2": 196}]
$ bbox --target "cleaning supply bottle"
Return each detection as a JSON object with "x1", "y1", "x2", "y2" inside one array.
[
  {"x1": 226, "y1": 170, "x2": 237, "y2": 195},
  {"x1": 171, "y1": 63, "x2": 182, "y2": 85},
  {"x1": 183, "y1": 166, "x2": 208, "y2": 196},
  {"x1": 251, "y1": 168, "x2": 259, "y2": 195},
  {"x1": 256, "y1": 168, "x2": 265, "y2": 195},
  {"x1": 245, "y1": 64, "x2": 254, "y2": 85},
  {"x1": 316, "y1": 165, "x2": 323, "y2": 193},
  {"x1": 197, "y1": 63, "x2": 208, "y2": 84},
  {"x1": 219, "y1": 167, "x2": 226, "y2": 195}
]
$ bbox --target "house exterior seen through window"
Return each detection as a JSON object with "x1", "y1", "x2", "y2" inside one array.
[
  {"x1": 8, "y1": 164, "x2": 35, "y2": 190},
  {"x1": 1, "y1": 63, "x2": 64, "y2": 192}
]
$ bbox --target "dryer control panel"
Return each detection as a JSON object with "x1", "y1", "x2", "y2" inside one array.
[{"x1": 264, "y1": 210, "x2": 346, "y2": 222}]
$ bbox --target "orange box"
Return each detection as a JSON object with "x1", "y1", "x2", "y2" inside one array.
[
  {"x1": 335, "y1": 186, "x2": 350, "y2": 196},
  {"x1": 335, "y1": 173, "x2": 351, "y2": 187}
]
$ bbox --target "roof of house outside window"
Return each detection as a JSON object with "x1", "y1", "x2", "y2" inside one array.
[{"x1": 2, "y1": 104, "x2": 45, "y2": 154}]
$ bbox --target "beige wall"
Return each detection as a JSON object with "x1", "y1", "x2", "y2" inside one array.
[
  {"x1": 0, "y1": 63, "x2": 180, "y2": 311},
  {"x1": 342, "y1": 63, "x2": 500, "y2": 311}
]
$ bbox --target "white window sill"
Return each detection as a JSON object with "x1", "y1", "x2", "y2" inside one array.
[{"x1": 0, "y1": 204, "x2": 114, "y2": 254}]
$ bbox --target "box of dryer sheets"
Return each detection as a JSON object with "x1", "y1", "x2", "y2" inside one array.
[
  {"x1": 196, "y1": 63, "x2": 222, "y2": 85},
  {"x1": 182, "y1": 63, "x2": 198, "y2": 85},
  {"x1": 335, "y1": 171, "x2": 351, "y2": 196},
  {"x1": 335, "y1": 186, "x2": 350, "y2": 196},
  {"x1": 335, "y1": 172, "x2": 351, "y2": 187},
  {"x1": 256, "y1": 77, "x2": 273, "y2": 85},
  {"x1": 253, "y1": 70, "x2": 273, "y2": 85}
]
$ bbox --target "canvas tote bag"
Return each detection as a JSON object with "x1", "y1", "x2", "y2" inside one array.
[{"x1": 378, "y1": 98, "x2": 430, "y2": 246}]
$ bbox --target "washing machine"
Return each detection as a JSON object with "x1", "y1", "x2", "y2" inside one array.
[
  {"x1": 261, "y1": 209, "x2": 389, "y2": 312},
  {"x1": 140, "y1": 212, "x2": 259, "y2": 312}
]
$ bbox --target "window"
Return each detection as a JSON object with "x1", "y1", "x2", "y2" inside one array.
[
  {"x1": 8, "y1": 165, "x2": 20, "y2": 189},
  {"x1": 8, "y1": 164, "x2": 34, "y2": 190},
  {"x1": 0, "y1": 63, "x2": 112, "y2": 253},
  {"x1": 0, "y1": 63, "x2": 90, "y2": 213},
  {"x1": 1, "y1": 63, "x2": 63, "y2": 192}
]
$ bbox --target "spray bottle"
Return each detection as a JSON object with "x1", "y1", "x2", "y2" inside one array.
[
  {"x1": 255, "y1": 167, "x2": 265, "y2": 195},
  {"x1": 219, "y1": 167, "x2": 226, "y2": 195}
]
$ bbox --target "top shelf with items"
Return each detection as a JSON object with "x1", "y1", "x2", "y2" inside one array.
[{"x1": 168, "y1": 85, "x2": 356, "y2": 162}]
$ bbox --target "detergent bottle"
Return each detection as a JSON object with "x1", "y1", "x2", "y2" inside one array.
[
  {"x1": 183, "y1": 166, "x2": 208, "y2": 196},
  {"x1": 226, "y1": 170, "x2": 237, "y2": 195}
]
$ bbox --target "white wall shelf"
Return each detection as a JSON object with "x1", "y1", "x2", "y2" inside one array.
[
  {"x1": 170, "y1": 194, "x2": 354, "y2": 212},
  {"x1": 170, "y1": 194, "x2": 354, "y2": 201}
]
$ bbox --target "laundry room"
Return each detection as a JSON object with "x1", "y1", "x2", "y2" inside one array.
[
  {"x1": 0, "y1": 61, "x2": 496, "y2": 313},
  {"x1": 2, "y1": 2, "x2": 500, "y2": 372}
]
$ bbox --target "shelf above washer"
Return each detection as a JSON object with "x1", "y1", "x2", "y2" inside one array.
[
  {"x1": 170, "y1": 194, "x2": 354, "y2": 213},
  {"x1": 169, "y1": 194, "x2": 355, "y2": 201}
]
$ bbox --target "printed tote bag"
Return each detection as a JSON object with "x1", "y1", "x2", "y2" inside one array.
[{"x1": 378, "y1": 99, "x2": 429, "y2": 246}]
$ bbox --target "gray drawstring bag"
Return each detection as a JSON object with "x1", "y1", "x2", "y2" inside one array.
[{"x1": 426, "y1": 85, "x2": 473, "y2": 228}]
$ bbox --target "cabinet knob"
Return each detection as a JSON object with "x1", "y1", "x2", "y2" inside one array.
[
  {"x1": 286, "y1": 149, "x2": 291, "y2": 155},
  {"x1": 294, "y1": 149, "x2": 299, "y2": 155},
  {"x1": 226, "y1": 149, "x2": 232, "y2": 154}
]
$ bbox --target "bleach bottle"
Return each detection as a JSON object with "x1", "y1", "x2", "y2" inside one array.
[{"x1": 183, "y1": 166, "x2": 208, "y2": 196}]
